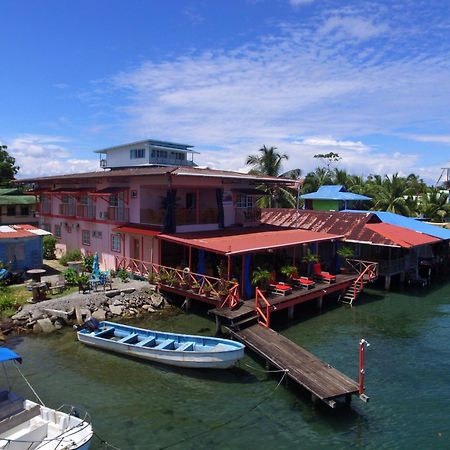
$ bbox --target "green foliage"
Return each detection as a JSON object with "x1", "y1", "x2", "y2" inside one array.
[
  {"x1": 337, "y1": 246, "x2": 355, "y2": 260},
  {"x1": 251, "y1": 267, "x2": 272, "y2": 288},
  {"x1": 77, "y1": 273, "x2": 90, "y2": 285},
  {"x1": 43, "y1": 235, "x2": 57, "y2": 260},
  {"x1": 280, "y1": 265, "x2": 297, "y2": 278},
  {"x1": 83, "y1": 253, "x2": 94, "y2": 273},
  {"x1": 0, "y1": 145, "x2": 19, "y2": 186},
  {"x1": 302, "y1": 251, "x2": 319, "y2": 263},
  {"x1": 59, "y1": 249, "x2": 82, "y2": 266},
  {"x1": 64, "y1": 268, "x2": 78, "y2": 285},
  {"x1": 117, "y1": 269, "x2": 129, "y2": 283},
  {"x1": 418, "y1": 188, "x2": 450, "y2": 222},
  {"x1": 148, "y1": 272, "x2": 160, "y2": 284},
  {"x1": 0, "y1": 291, "x2": 15, "y2": 311}
]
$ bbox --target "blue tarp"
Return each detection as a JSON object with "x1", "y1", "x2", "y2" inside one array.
[
  {"x1": 0, "y1": 348, "x2": 21, "y2": 364},
  {"x1": 343, "y1": 210, "x2": 450, "y2": 240}
]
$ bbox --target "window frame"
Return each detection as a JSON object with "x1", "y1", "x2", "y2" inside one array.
[
  {"x1": 81, "y1": 229, "x2": 91, "y2": 246},
  {"x1": 111, "y1": 234, "x2": 121, "y2": 253}
]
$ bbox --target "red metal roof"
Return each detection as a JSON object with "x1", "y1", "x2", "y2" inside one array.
[
  {"x1": 159, "y1": 226, "x2": 342, "y2": 255},
  {"x1": 364, "y1": 223, "x2": 441, "y2": 248},
  {"x1": 113, "y1": 224, "x2": 161, "y2": 237}
]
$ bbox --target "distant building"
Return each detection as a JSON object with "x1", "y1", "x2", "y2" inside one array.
[
  {"x1": 96, "y1": 139, "x2": 198, "y2": 169},
  {"x1": 0, "y1": 188, "x2": 37, "y2": 226},
  {"x1": 301, "y1": 185, "x2": 371, "y2": 211}
]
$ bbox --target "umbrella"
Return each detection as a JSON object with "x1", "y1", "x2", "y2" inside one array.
[{"x1": 92, "y1": 252, "x2": 100, "y2": 280}]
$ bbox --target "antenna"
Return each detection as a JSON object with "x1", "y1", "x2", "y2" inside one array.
[{"x1": 436, "y1": 163, "x2": 450, "y2": 189}]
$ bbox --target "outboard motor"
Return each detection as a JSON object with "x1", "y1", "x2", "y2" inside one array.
[{"x1": 75, "y1": 317, "x2": 100, "y2": 332}]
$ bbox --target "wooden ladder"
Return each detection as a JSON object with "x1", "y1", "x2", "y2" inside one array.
[{"x1": 341, "y1": 262, "x2": 378, "y2": 306}]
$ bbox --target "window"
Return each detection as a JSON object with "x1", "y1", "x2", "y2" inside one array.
[
  {"x1": 236, "y1": 195, "x2": 255, "y2": 208},
  {"x1": 109, "y1": 194, "x2": 119, "y2": 207},
  {"x1": 111, "y1": 234, "x2": 121, "y2": 252},
  {"x1": 54, "y1": 224, "x2": 61, "y2": 238},
  {"x1": 82, "y1": 230, "x2": 91, "y2": 246},
  {"x1": 130, "y1": 148, "x2": 145, "y2": 159},
  {"x1": 7, "y1": 206, "x2": 16, "y2": 216},
  {"x1": 20, "y1": 206, "x2": 29, "y2": 216},
  {"x1": 186, "y1": 192, "x2": 196, "y2": 210},
  {"x1": 92, "y1": 230, "x2": 103, "y2": 239},
  {"x1": 152, "y1": 149, "x2": 168, "y2": 159}
]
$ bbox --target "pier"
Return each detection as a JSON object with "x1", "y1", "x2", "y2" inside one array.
[{"x1": 231, "y1": 325, "x2": 368, "y2": 408}]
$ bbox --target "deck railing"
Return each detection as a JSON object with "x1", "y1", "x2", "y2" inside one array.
[
  {"x1": 115, "y1": 256, "x2": 239, "y2": 308},
  {"x1": 347, "y1": 260, "x2": 378, "y2": 303},
  {"x1": 58, "y1": 203, "x2": 76, "y2": 216},
  {"x1": 255, "y1": 287, "x2": 271, "y2": 328},
  {"x1": 76, "y1": 204, "x2": 96, "y2": 219},
  {"x1": 106, "y1": 207, "x2": 129, "y2": 222}
]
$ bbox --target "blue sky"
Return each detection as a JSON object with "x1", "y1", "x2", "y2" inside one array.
[{"x1": 1, "y1": 0, "x2": 449, "y2": 183}]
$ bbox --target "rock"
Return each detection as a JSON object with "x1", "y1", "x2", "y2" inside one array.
[
  {"x1": 105, "y1": 290, "x2": 120, "y2": 298},
  {"x1": 12, "y1": 310, "x2": 31, "y2": 321},
  {"x1": 43, "y1": 309, "x2": 71, "y2": 322},
  {"x1": 150, "y1": 293, "x2": 164, "y2": 309},
  {"x1": 33, "y1": 323, "x2": 42, "y2": 333},
  {"x1": 0, "y1": 330, "x2": 5, "y2": 341},
  {"x1": 121, "y1": 288, "x2": 135, "y2": 295},
  {"x1": 36, "y1": 318, "x2": 55, "y2": 333},
  {"x1": 31, "y1": 310, "x2": 44, "y2": 321},
  {"x1": 0, "y1": 319, "x2": 14, "y2": 333},
  {"x1": 109, "y1": 305, "x2": 123, "y2": 315},
  {"x1": 53, "y1": 319, "x2": 65, "y2": 330},
  {"x1": 112, "y1": 299, "x2": 124, "y2": 306},
  {"x1": 92, "y1": 309, "x2": 106, "y2": 321},
  {"x1": 142, "y1": 304, "x2": 156, "y2": 312},
  {"x1": 75, "y1": 307, "x2": 83, "y2": 324},
  {"x1": 80, "y1": 308, "x2": 92, "y2": 319}
]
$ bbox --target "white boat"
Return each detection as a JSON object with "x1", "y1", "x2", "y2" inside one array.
[
  {"x1": 77, "y1": 320, "x2": 245, "y2": 369},
  {"x1": 0, "y1": 347, "x2": 93, "y2": 450}
]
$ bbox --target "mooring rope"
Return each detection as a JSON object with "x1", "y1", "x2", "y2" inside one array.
[
  {"x1": 158, "y1": 368, "x2": 289, "y2": 450},
  {"x1": 14, "y1": 365, "x2": 45, "y2": 406},
  {"x1": 244, "y1": 362, "x2": 290, "y2": 374},
  {"x1": 93, "y1": 431, "x2": 122, "y2": 449}
]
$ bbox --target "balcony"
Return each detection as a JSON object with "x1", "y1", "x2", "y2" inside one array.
[
  {"x1": 77, "y1": 204, "x2": 97, "y2": 219},
  {"x1": 235, "y1": 208, "x2": 261, "y2": 226},
  {"x1": 58, "y1": 204, "x2": 76, "y2": 217},
  {"x1": 140, "y1": 208, "x2": 164, "y2": 225},
  {"x1": 105, "y1": 207, "x2": 129, "y2": 222}
]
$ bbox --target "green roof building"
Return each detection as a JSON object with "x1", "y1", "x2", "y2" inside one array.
[{"x1": 0, "y1": 188, "x2": 37, "y2": 226}]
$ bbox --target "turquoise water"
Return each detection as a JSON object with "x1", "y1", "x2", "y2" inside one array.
[{"x1": 6, "y1": 282, "x2": 450, "y2": 449}]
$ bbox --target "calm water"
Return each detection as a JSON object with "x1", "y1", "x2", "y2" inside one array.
[{"x1": 5, "y1": 282, "x2": 450, "y2": 450}]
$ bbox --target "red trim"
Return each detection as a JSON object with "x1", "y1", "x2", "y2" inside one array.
[{"x1": 38, "y1": 213, "x2": 127, "y2": 226}]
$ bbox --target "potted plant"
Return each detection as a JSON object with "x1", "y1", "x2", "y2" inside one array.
[
  {"x1": 302, "y1": 251, "x2": 319, "y2": 277},
  {"x1": 148, "y1": 272, "x2": 160, "y2": 285},
  {"x1": 280, "y1": 265, "x2": 298, "y2": 280},
  {"x1": 203, "y1": 285, "x2": 212, "y2": 297},
  {"x1": 191, "y1": 281, "x2": 201, "y2": 294},
  {"x1": 251, "y1": 267, "x2": 272, "y2": 292},
  {"x1": 337, "y1": 246, "x2": 355, "y2": 273}
]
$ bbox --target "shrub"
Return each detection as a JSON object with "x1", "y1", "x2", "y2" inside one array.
[
  {"x1": 64, "y1": 268, "x2": 78, "y2": 285},
  {"x1": 43, "y1": 236, "x2": 57, "y2": 260},
  {"x1": 77, "y1": 273, "x2": 90, "y2": 285},
  {"x1": 59, "y1": 249, "x2": 82, "y2": 266},
  {"x1": 117, "y1": 269, "x2": 129, "y2": 283},
  {"x1": 0, "y1": 291, "x2": 15, "y2": 311},
  {"x1": 83, "y1": 253, "x2": 94, "y2": 273}
]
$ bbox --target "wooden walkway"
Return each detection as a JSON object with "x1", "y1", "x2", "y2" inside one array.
[{"x1": 231, "y1": 325, "x2": 364, "y2": 408}]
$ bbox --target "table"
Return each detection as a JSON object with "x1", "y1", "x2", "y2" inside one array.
[
  {"x1": 26, "y1": 269, "x2": 46, "y2": 283},
  {"x1": 30, "y1": 282, "x2": 48, "y2": 302}
]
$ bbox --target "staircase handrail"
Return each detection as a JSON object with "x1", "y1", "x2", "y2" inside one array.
[
  {"x1": 255, "y1": 287, "x2": 270, "y2": 328},
  {"x1": 350, "y1": 261, "x2": 379, "y2": 301}
]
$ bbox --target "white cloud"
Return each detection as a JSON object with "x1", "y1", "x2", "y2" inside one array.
[
  {"x1": 404, "y1": 134, "x2": 450, "y2": 145},
  {"x1": 290, "y1": 0, "x2": 315, "y2": 6},
  {"x1": 319, "y1": 15, "x2": 388, "y2": 40},
  {"x1": 6, "y1": 135, "x2": 99, "y2": 178}
]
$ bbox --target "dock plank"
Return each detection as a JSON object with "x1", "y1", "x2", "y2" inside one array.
[{"x1": 232, "y1": 325, "x2": 359, "y2": 402}]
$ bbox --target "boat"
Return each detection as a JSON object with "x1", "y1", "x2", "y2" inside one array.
[
  {"x1": 77, "y1": 320, "x2": 245, "y2": 369},
  {"x1": 0, "y1": 347, "x2": 93, "y2": 449}
]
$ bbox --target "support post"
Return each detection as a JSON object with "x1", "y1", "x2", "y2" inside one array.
[
  {"x1": 215, "y1": 315, "x2": 221, "y2": 336},
  {"x1": 184, "y1": 297, "x2": 191, "y2": 312},
  {"x1": 384, "y1": 275, "x2": 391, "y2": 290},
  {"x1": 317, "y1": 296, "x2": 323, "y2": 311},
  {"x1": 188, "y1": 246, "x2": 192, "y2": 271},
  {"x1": 359, "y1": 338, "x2": 370, "y2": 395},
  {"x1": 400, "y1": 271, "x2": 405, "y2": 283},
  {"x1": 288, "y1": 305, "x2": 294, "y2": 320}
]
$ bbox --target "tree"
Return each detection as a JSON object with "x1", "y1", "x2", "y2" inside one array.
[
  {"x1": 418, "y1": 188, "x2": 450, "y2": 222},
  {"x1": 0, "y1": 145, "x2": 19, "y2": 186},
  {"x1": 313, "y1": 152, "x2": 341, "y2": 171},
  {"x1": 246, "y1": 145, "x2": 300, "y2": 208}
]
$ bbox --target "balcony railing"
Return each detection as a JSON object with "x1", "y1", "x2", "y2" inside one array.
[
  {"x1": 58, "y1": 204, "x2": 76, "y2": 217},
  {"x1": 76, "y1": 204, "x2": 97, "y2": 219},
  {"x1": 39, "y1": 204, "x2": 52, "y2": 214},
  {"x1": 235, "y1": 207, "x2": 261, "y2": 225},
  {"x1": 106, "y1": 206, "x2": 129, "y2": 222},
  {"x1": 140, "y1": 208, "x2": 164, "y2": 225}
]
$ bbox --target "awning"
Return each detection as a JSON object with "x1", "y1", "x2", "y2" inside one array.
[
  {"x1": 365, "y1": 223, "x2": 441, "y2": 248},
  {"x1": 159, "y1": 227, "x2": 343, "y2": 256},
  {"x1": 113, "y1": 224, "x2": 161, "y2": 237}
]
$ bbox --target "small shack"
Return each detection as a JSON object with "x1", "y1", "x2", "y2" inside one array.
[
  {"x1": 301, "y1": 185, "x2": 371, "y2": 211},
  {"x1": 0, "y1": 225, "x2": 51, "y2": 272}
]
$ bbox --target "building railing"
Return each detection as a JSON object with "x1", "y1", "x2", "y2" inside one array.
[
  {"x1": 106, "y1": 207, "x2": 129, "y2": 222},
  {"x1": 140, "y1": 208, "x2": 164, "y2": 225},
  {"x1": 40, "y1": 204, "x2": 52, "y2": 214},
  {"x1": 375, "y1": 257, "x2": 407, "y2": 276},
  {"x1": 235, "y1": 207, "x2": 261, "y2": 225},
  {"x1": 58, "y1": 204, "x2": 76, "y2": 216},
  {"x1": 255, "y1": 287, "x2": 271, "y2": 328},
  {"x1": 76, "y1": 204, "x2": 96, "y2": 219},
  {"x1": 114, "y1": 256, "x2": 239, "y2": 308}
]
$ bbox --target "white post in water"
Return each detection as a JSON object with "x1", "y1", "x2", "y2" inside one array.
[{"x1": 359, "y1": 338, "x2": 370, "y2": 396}]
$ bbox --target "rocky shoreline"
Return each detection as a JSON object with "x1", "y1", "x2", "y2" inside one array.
[{"x1": 3, "y1": 281, "x2": 171, "y2": 336}]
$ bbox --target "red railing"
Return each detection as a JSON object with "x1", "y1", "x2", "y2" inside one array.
[
  {"x1": 255, "y1": 287, "x2": 271, "y2": 328},
  {"x1": 115, "y1": 256, "x2": 239, "y2": 308},
  {"x1": 347, "y1": 260, "x2": 378, "y2": 302}
]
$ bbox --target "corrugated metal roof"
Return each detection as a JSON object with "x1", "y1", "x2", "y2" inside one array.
[
  {"x1": 261, "y1": 209, "x2": 442, "y2": 248},
  {"x1": 159, "y1": 226, "x2": 342, "y2": 255},
  {"x1": 0, "y1": 195, "x2": 36, "y2": 205},
  {"x1": 17, "y1": 166, "x2": 293, "y2": 185},
  {"x1": 301, "y1": 185, "x2": 371, "y2": 201},
  {"x1": 365, "y1": 223, "x2": 441, "y2": 248},
  {"x1": 0, "y1": 224, "x2": 49, "y2": 239},
  {"x1": 344, "y1": 210, "x2": 450, "y2": 240},
  {"x1": 113, "y1": 223, "x2": 161, "y2": 237}
]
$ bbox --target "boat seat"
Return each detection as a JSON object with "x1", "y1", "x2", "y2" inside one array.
[
  {"x1": 117, "y1": 333, "x2": 139, "y2": 344},
  {"x1": 155, "y1": 339, "x2": 175, "y2": 350},
  {"x1": 176, "y1": 342, "x2": 194, "y2": 352},
  {"x1": 0, "y1": 405, "x2": 40, "y2": 435},
  {"x1": 136, "y1": 336, "x2": 156, "y2": 347},
  {"x1": 94, "y1": 327, "x2": 115, "y2": 338}
]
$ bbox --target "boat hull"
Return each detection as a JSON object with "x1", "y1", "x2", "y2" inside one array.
[{"x1": 78, "y1": 321, "x2": 245, "y2": 369}]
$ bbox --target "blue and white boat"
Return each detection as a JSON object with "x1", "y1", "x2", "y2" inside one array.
[
  {"x1": 0, "y1": 347, "x2": 93, "y2": 449},
  {"x1": 77, "y1": 321, "x2": 245, "y2": 369}
]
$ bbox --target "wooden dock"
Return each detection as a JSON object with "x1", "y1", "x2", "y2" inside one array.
[{"x1": 231, "y1": 325, "x2": 366, "y2": 408}]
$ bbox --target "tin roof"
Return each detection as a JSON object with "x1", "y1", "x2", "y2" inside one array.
[
  {"x1": 343, "y1": 210, "x2": 450, "y2": 240},
  {"x1": 0, "y1": 224, "x2": 51, "y2": 239},
  {"x1": 159, "y1": 226, "x2": 342, "y2": 256},
  {"x1": 301, "y1": 185, "x2": 372, "y2": 201},
  {"x1": 113, "y1": 223, "x2": 161, "y2": 237},
  {"x1": 261, "y1": 209, "x2": 443, "y2": 248}
]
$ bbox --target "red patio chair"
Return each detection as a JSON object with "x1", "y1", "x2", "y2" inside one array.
[
  {"x1": 313, "y1": 263, "x2": 336, "y2": 284},
  {"x1": 268, "y1": 273, "x2": 293, "y2": 296},
  {"x1": 291, "y1": 273, "x2": 315, "y2": 289}
]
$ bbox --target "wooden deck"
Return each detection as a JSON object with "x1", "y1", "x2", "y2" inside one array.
[{"x1": 232, "y1": 325, "x2": 363, "y2": 408}]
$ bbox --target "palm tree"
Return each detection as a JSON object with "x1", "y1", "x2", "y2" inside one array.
[
  {"x1": 371, "y1": 173, "x2": 415, "y2": 216},
  {"x1": 246, "y1": 146, "x2": 300, "y2": 208},
  {"x1": 418, "y1": 188, "x2": 450, "y2": 222},
  {"x1": 302, "y1": 167, "x2": 333, "y2": 194}
]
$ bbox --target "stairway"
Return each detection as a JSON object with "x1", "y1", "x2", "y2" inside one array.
[{"x1": 341, "y1": 263, "x2": 378, "y2": 306}]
